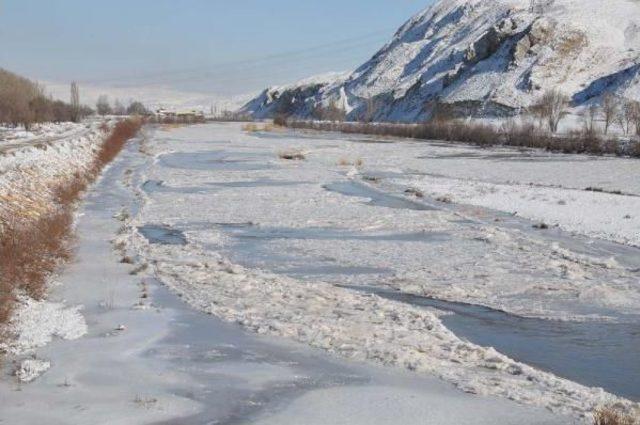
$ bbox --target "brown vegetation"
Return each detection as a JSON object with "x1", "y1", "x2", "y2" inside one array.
[
  {"x1": 0, "y1": 118, "x2": 142, "y2": 332},
  {"x1": 530, "y1": 89, "x2": 569, "y2": 133},
  {"x1": 286, "y1": 118, "x2": 638, "y2": 157},
  {"x1": 592, "y1": 407, "x2": 639, "y2": 425},
  {"x1": 0, "y1": 68, "x2": 91, "y2": 128}
]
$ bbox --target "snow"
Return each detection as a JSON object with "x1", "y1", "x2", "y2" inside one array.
[
  {"x1": 120, "y1": 123, "x2": 640, "y2": 419},
  {"x1": 15, "y1": 359, "x2": 51, "y2": 383},
  {"x1": 0, "y1": 121, "x2": 104, "y2": 226},
  {"x1": 239, "y1": 72, "x2": 350, "y2": 119},
  {"x1": 394, "y1": 174, "x2": 640, "y2": 247},
  {"x1": 242, "y1": 0, "x2": 640, "y2": 121},
  {"x1": 0, "y1": 122, "x2": 85, "y2": 146},
  {"x1": 0, "y1": 123, "x2": 99, "y2": 357},
  {"x1": 252, "y1": 385, "x2": 562, "y2": 425},
  {"x1": 0, "y1": 132, "x2": 571, "y2": 424},
  {"x1": 0, "y1": 297, "x2": 87, "y2": 356}
]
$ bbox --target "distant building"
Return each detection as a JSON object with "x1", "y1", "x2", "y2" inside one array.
[
  {"x1": 154, "y1": 108, "x2": 205, "y2": 123},
  {"x1": 155, "y1": 108, "x2": 176, "y2": 119},
  {"x1": 176, "y1": 109, "x2": 205, "y2": 121}
]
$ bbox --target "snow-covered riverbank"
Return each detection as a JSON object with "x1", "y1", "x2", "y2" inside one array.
[
  {"x1": 119, "y1": 123, "x2": 639, "y2": 420},
  {"x1": 0, "y1": 122, "x2": 103, "y2": 227},
  {"x1": 0, "y1": 122, "x2": 107, "y2": 363}
]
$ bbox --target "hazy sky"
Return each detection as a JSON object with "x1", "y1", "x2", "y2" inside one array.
[{"x1": 0, "y1": 0, "x2": 430, "y2": 98}]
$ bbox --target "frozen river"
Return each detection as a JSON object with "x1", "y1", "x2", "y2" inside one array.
[
  {"x1": 127, "y1": 123, "x2": 638, "y2": 416},
  {"x1": 3, "y1": 122, "x2": 639, "y2": 423}
]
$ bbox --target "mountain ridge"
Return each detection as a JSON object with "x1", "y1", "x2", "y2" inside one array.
[{"x1": 241, "y1": 0, "x2": 640, "y2": 122}]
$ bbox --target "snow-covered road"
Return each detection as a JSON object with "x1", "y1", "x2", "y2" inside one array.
[{"x1": 0, "y1": 122, "x2": 93, "y2": 155}]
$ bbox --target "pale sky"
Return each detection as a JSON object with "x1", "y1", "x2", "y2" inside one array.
[{"x1": 0, "y1": 0, "x2": 431, "y2": 102}]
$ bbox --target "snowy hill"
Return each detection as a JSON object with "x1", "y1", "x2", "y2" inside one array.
[
  {"x1": 239, "y1": 72, "x2": 349, "y2": 119},
  {"x1": 241, "y1": 0, "x2": 640, "y2": 122}
]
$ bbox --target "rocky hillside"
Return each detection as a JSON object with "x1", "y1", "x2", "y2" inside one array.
[{"x1": 241, "y1": 0, "x2": 640, "y2": 122}]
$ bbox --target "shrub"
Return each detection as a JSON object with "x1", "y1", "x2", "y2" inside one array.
[
  {"x1": 285, "y1": 118, "x2": 631, "y2": 157},
  {"x1": 273, "y1": 114, "x2": 288, "y2": 127},
  {"x1": 242, "y1": 123, "x2": 259, "y2": 132},
  {"x1": 530, "y1": 89, "x2": 569, "y2": 133},
  {"x1": 592, "y1": 407, "x2": 638, "y2": 425}
]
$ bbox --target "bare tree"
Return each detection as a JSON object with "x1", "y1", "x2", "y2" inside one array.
[
  {"x1": 126, "y1": 100, "x2": 147, "y2": 116},
  {"x1": 531, "y1": 89, "x2": 568, "y2": 133},
  {"x1": 617, "y1": 100, "x2": 635, "y2": 135},
  {"x1": 582, "y1": 104, "x2": 599, "y2": 134},
  {"x1": 313, "y1": 100, "x2": 346, "y2": 122},
  {"x1": 113, "y1": 99, "x2": 126, "y2": 116},
  {"x1": 601, "y1": 93, "x2": 619, "y2": 135},
  {"x1": 363, "y1": 98, "x2": 379, "y2": 123},
  {"x1": 627, "y1": 100, "x2": 640, "y2": 136},
  {"x1": 70, "y1": 81, "x2": 80, "y2": 122},
  {"x1": 96, "y1": 95, "x2": 111, "y2": 116}
]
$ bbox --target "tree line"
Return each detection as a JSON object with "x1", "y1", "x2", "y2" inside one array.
[
  {"x1": 95, "y1": 95, "x2": 148, "y2": 116},
  {"x1": 0, "y1": 68, "x2": 92, "y2": 129},
  {"x1": 0, "y1": 67, "x2": 152, "y2": 130},
  {"x1": 529, "y1": 90, "x2": 640, "y2": 137}
]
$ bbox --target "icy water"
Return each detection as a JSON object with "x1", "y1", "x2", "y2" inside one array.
[
  {"x1": 138, "y1": 124, "x2": 640, "y2": 408},
  {"x1": 138, "y1": 224, "x2": 188, "y2": 245},
  {"x1": 345, "y1": 286, "x2": 640, "y2": 401},
  {"x1": 2, "y1": 136, "x2": 562, "y2": 425},
  {"x1": 199, "y1": 214, "x2": 640, "y2": 399},
  {"x1": 158, "y1": 150, "x2": 273, "y2": 172},
  {"x1": 156, "y1": 191, "x2": 640, "y2": 400},
  {"x1": 323, "y1": 181, "x2": 435, "y2": 211}
]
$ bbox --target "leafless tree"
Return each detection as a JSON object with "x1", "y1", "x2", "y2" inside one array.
[
  {"x1": 627, "y1": 100, "x2": 640, "y2": 136},
  {"x1": 96, "y1": 95, "x2": 111, "y2": 116},
  {"x1": 617, "y1": 100, "x2": 635, "y2": 135},
  {"x1": 313, "y1": 100, "x2": 346, "y2": 122},
  {"x1": 582, "y1": 104, "x2": 599, "y2": 134},
  {"x1": 363, "y1": 98, "x2": 380, "y2": 123},
  {"x1": 70, "y1": 81, "x2": 80, "y2": 122},
  {"x1": 601, "y1": 93, "x2": 619, "y2": 135},
  {"x1": 0, "y1": 68, "x2": 87, "y2": 126},
  {"x1": 531, "y1": 89, "x2": 568, "y2": 133},
  {"x1": 126, "y1": 100, "x2": 147, "y2": 116},
  {"x1": 113, "y1": 99, "x2": 126, "y2": 116}
]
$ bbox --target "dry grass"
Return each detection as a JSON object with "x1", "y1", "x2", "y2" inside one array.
[
  {"x1": 337, "y1": 158, "x2": 364, "y2": 167},
  {"x1": 593, "y1": 407, "x2": 639, "y2": 425},
  {"x1": 0, "y1": 118, "x2": 142, "y2": 332},
  {"x1": 159, "y1": 123, "x2": 184, "y2": 131},
  {"x1": 243, "y1": 122, "x2": 278, "y2": 132},
  {"x1": 242, "y1": 123, "x2": 260, "y2": 132},
  {"x1": 0, "y1": 212, "x2": 73, "y2": 302}
]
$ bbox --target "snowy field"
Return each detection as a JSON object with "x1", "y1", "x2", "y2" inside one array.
[{"x1": 114, "y1": 123, "x2": 639, "y2": 420}]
